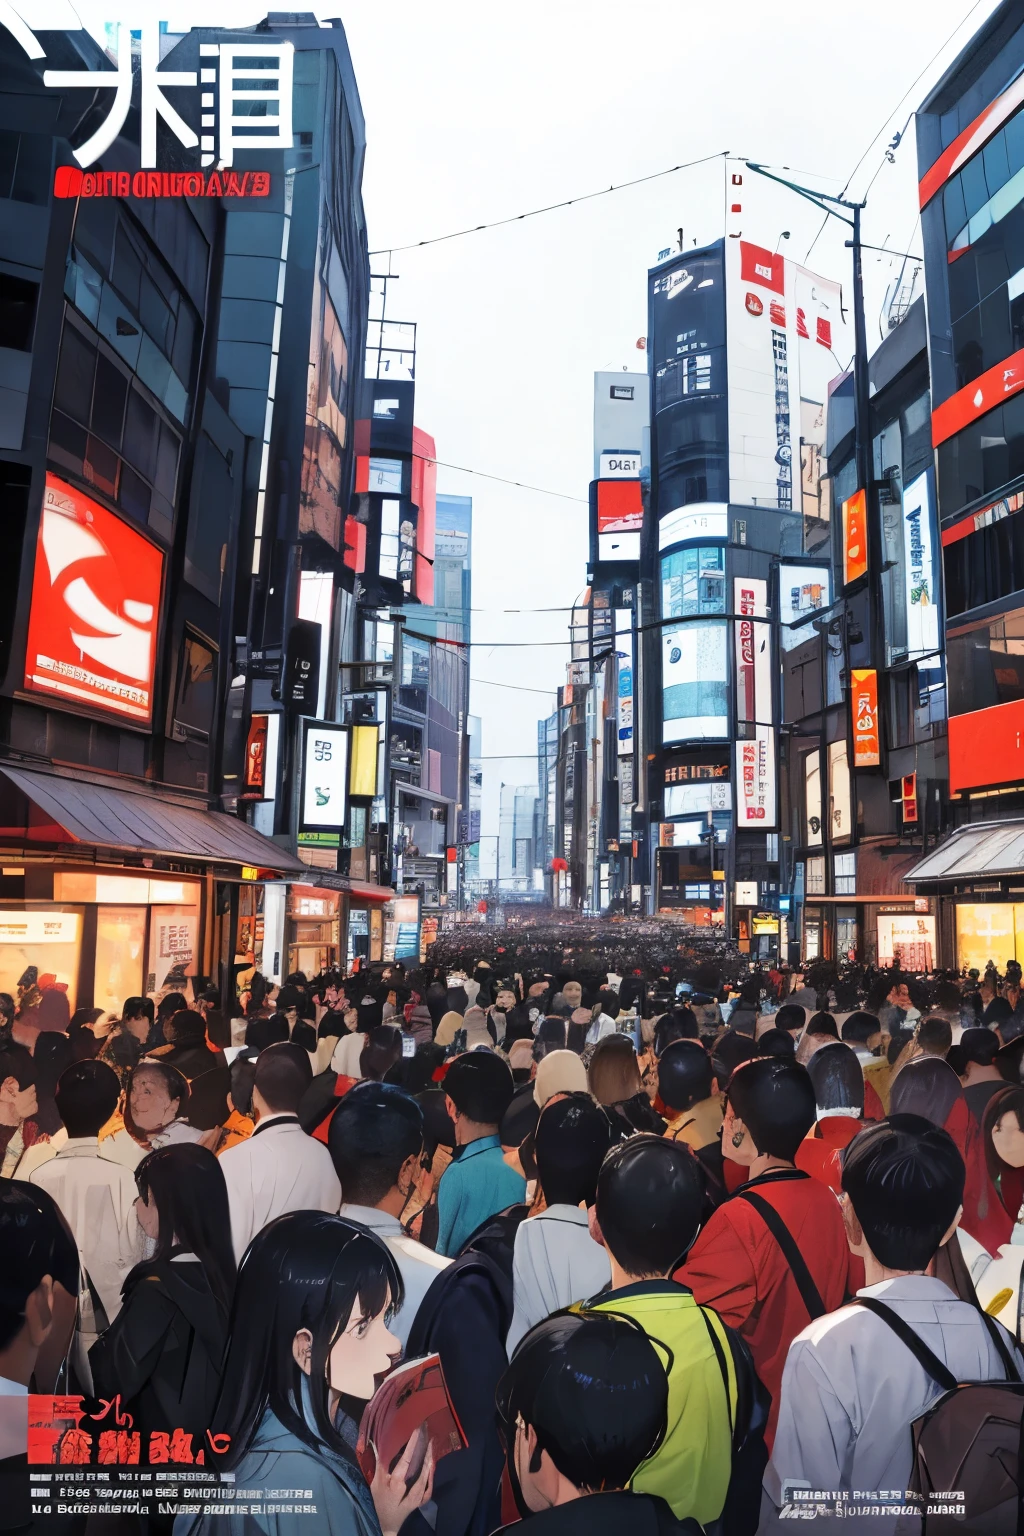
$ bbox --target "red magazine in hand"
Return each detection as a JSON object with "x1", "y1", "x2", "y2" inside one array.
[{"x1": 356, "y1": 1352, "x2": 467, "y2": 1485}]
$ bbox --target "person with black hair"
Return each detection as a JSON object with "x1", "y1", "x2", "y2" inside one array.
[
  {"x1": 916, "y1": 1014, "x2": 953, "y2": 1059},
  {"x1": 764, "y1": 1115, "x2": 1024, "y2": 1532},
  {"x1": 586, "y1": 1136, "x2": 755, "y2": 1527},
  {"x1": 774, "y1": 1003, "x2": 806, "y2": 1039},
  {"x1": 795, "y1": 1010, "x2": 839, "y2": 1067},
  {"x1": 127, "y1": 1060, "x2": 204, "y2": 1149},
  {"x1": 436, "y1": 1052, "x2": 525, "y2": 1256},
  {"x1": 678, "y1": 1056, "x2": 848, "y2": 1447},
  {"x1": 89, "y1": 1144, "x2": 236, "y2": 1450},
  {"x1": 754, "y1": 1028, "x2": 796, "y2": 1059},
  {"x1": 658, "y1": 1040, "x2": 723, "y2": 1159},
  {"x1": 30, "y1": 1059, "x2": 145, "y2": 1388},
  {"x1": 178, "y1": 1212, "x2": 433, "y2": 1536},
  {"x1": 958, "y1": 1026, "x2": 1007, "y2": 1125},
  {"x1": 493, "y1": 1312, "x2": 701, "y2": 1535},
  {"x1": 219, "y1": 1042, "x2": 341, "y2": 1263},
  {"x1": 330, "y1": 1082, "x2": 450, "y2": 1350},
  {"x1": 506, "y1": 1094, "x2": 612, "y2": 1354},
  {"x1": 150, "y1": 1007, "x2": 226, "y2": 1081},
  {"x1": 795, "y1": 1043, "x2": 865, "y2": 1195}
]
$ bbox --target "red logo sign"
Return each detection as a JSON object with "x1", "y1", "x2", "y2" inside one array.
[
  {"x1": 54, "y1": 167, "x2": 271, "y2": 200},
  {"x1": 769, "y1": 299, "x2": 786, "y2": 328},
  {"x1": 24, "y1": 475, "x2": 164, "y2": 725},
  {"x1": 745, "y1": 292, "x2": 763, "y2": 316},
  {"x1": 949, "y1": 699, "x2": 1024, "y2": 793},
  {"x1": 851, "y1": 669, "x2": 880, "y2": 767},
  {"x1": 931, "y1": 346, "x2": 1024, "y2": 448},
  {"x1": 739, "y1": 240, "x2": 785, "y2": 295}
]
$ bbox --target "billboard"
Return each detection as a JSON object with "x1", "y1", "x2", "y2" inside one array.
[
  {"x1": 594, "y1": 480, "x2": 643, "y2": 563},
  {"x1": 725, "y1": 240, "x2": 849, "y2": 510},
  {"x1": 903, "y1": 470, "x2": 940, "y2": 660},
  {"x1": 779, "y1": 564, "x2": 830, "y2": 649},
  {"x1": 733, "y1": 577, "x2": 776, "y2": 827},
  {"x1": 616, "y1": 609, "x2": 634, "y2": 757},
  {"x1": 24, "y1": 474, "x2": 164, "y2": 726},
  {"x1": 851, "y1": 669, "x2": 880, "y2": 766},
  {"x1": 665, "y1": 780, "x2": 731, "y2": 817},
  {"x1": 662, "y1": 621, "x2": 728, "y2": 743},
  {"x1": 300, "y1": 722, "x2": 349, "y2": 831},
  {"x1": 949, "y1": 700, "x2": 1024, "y2": 793},
  {"x1": 736, "y1": 730, "x2": 776, "y2": 825},
  {"x1": 842, "y1": 489, "x2": 868, "y2": 585},
  {"x1": 659, "y1": 504, "x2": 728, "y2": 551}
]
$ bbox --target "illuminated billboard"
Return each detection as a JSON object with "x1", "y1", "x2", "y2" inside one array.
[
  {"x1": 851, "y1": 669, "x2": 880, "y2": 766},
  {"x1": 24, "y1": 474, "x2": 164, "y2": 726},
  {"x1": 903, "y1": 470, "x2": 940, "y2": 660},
  {"x1": 300, "y1": 722, "x2": 349, "y2": 832},
  {"x1": 662, "y1": 621, "x2": 728, "y2": 743},
  {"x1": 779, "y1": 564, "x2": 830, "y2": 650},
  {"x1": 725, "y1": 239, "x2": 850, "y2": 510}
]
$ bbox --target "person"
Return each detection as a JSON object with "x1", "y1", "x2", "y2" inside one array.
[
  {"x1": 957, "y1": 1026, "x2": 1007, "y2": 1125},
  {"x1": 507, "y1": 1093, "x2": 612, "y2": 1354},
  {"x1": 656, "y1": 1040, "x2": 725, "y2": 1199},
  {"x1": 0, "y1": 1182, "x2": 81, "y2": 1529},
  {"x1": 588, "y1": 1035, "x2": 665, "y2": 1136},
  {"x1": 915, "y1": 1014, "x2": 953, "y2": 1059},
  {"x1": 795, "y1": 1011, "x2": 839, "y2": 1065},
  {"x1": 127, "y1": 1061, "x2": 205, "y2": 1149},
  {"x1": 436, "y1": 1051, "x2": 525, "y2": 1256},
  {"x1": 494, "y1": 1312, "x2": 703, "y2": 1536},
  {"x1": 177, "y1": 1212, "x2": 433, "y2": 1536},
  {"x1": 774, "y1": 1003, "x2": 806, "y2": 1041},
  {"x1": 727, "y1": 981, "x2": 760, "y2": 1038},
  {"x1": 762, "y1": 1115, "x2": 1024, "y2": 1536},
  {"x1": 677, "y1": 1055, "x2": 849, "y2": 1446},
  {"x1": 29, "y1": 1059, "x2": 144, "y2": 1388},
  {"x1": 585, "y1": 1136, "x2": 756, "y2": 1529},
  {"x1": 0, "y1": 1044, "x2": 40, "y2": 1178},
  {"x1": 754, "y1": 1027, "x2": 795, "y2": 1058},
  {"x1": 150, "y1": 1008, "x2": 226, "y2": 1080},
  {"x1": 197, "y1": 986, "x2": 231, "y2": 1050},
  {"x1": 329, "y1": 1081, "x2": 450, "y2": 1351},
  {"x1": 219, "y1": 1042, "x2": 340, "y2": 1263},
  {"x1": 89, "y1": 1143, "x2": 236, "y2": 1450},
  {"x1": 795, "y1": 1042, "x2": 865, "y2": 1195}
]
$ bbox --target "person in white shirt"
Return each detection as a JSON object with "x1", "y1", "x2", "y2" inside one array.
[
  {"x1": 507, "y1": 1093, "x2": 612, "y2": 1355},
  {"x1": 29, "y1": 1059, "x2": 144, "y2": 1391},
  {"x1": 763, "y1": 1115, "x2": 1024, "y2": 1535},
  {"x1": 219, "y1": 1041, "x2": 340, "y2": 1264},
  {"x1": 329, "y1": 1080, "x2": 450, "y2": 1351}
]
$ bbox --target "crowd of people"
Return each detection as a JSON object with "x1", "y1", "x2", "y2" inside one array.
[{"x1": 4, "y1": 944, "x2": 1024, "y2": 1534}]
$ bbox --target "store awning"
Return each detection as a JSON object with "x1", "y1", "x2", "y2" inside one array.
[
  {"x1": 906, "y1": 820, "x2": 1024, "y2": 884},
  {"x1": 301, "y1": 870, "x2": 394, "y2": 903},
  {"x1": 0, "y1": 763, "x2": 306, "y2": 876}
]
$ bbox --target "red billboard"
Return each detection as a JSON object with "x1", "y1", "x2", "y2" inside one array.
[
  {"x1": 596, "y1": 480, "x2": 643, "y2": 534},
  {"x1": 949, "y1": 700, "x2": 1024, "y2": 793},
  {"x1": 24, "y1": 475, "x2": 164, "y2": 726}
]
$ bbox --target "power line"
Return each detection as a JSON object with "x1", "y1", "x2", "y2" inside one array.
[
  {"x1": 435, "y1": 459, "x2": 587, "y2": 503},
  {"x1": 472, "y1": 677, "x2": 559, "y2": 696},
  {"x1": 369, "y1": 150, "x2": 729, "y2": 255}
]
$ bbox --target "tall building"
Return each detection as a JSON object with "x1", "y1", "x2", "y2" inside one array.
[
  {"x1": 902, "y1": 0, "x2": 1024, "y2": 969},
  {"x1": 497, "y1": 781, "x2": 539, "y2": 893},
  {"x1": 0, "y1": 12, "x2": 381, "y2": 1007}
]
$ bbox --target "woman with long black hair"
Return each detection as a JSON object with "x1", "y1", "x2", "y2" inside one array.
[
  {"x1": 175, "y1": 1211, "x2": 434, "y2": 1536},
  {"x1": 89, "y1": 1142, "x2": 236, "y2": 1449}
]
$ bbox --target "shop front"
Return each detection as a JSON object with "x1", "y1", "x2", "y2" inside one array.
[
  {"x1": 0, "y1": 762, "x2": 305, "y2": 1016},
  {"x1": 280, "y1": 872, "x2": 394, "y2": 974},
  {"x1": 908, "y1": 820, "x2": 1024, "y2": 971}
]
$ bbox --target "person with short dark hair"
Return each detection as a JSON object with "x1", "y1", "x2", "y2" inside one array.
[
  {"x1": 89, "y1": 1144, "x2": 236, "y2": 1448},
  {"x1": 494, "y1": 1312, "x2": 701, "y2": 1535},
  {"x1": 586, "y1": 1136, "x2": 754, "y2": 1528},
  {"x1": 436, "y1": 1051, "x2": 525, "y2": 1256},
  {"x1": 958, "y1": 1026, "x2": 1006, "y2": 1125},
  {"x1": 754, "y1": 1028, "x2": 796, "y2": 1059},
  {"x1": 149, "y1": 1007, "x2": 226, "y2": 1080},
  {"x1": 764, "y1": 1116, "x2": 1024, "y2": 1530},
  {"x1": 506, "y1": 1094, "x2": 612, "y2": 1354},
  {"x1": 774, "y1": 1004, "x2": 806, "y2": 1038},
  {"x1": 916, "y1": 1014, "x2": 953, "y2": 1059},
  {"x1": 30, "y1": 1060, "x2": 145, "y2": 1387},
  {"x1": 678, "y1": 1057, "x2": 849, "y2": 1447},
  {"x1": 795, "y1": 1043, "x2": 865, "y2": 1195},
  {"x1": 658, "y1": 1040, "x2": 723, "y2": 1164},
  {"x1": 218, "y1": 1042, "x2": 341, "y2": 1263},
  {"x1": 330, "y1": 1081, "x2": 450, "y2": 1350}
]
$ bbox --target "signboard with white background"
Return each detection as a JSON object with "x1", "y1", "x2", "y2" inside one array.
[{"x1": 300, "y1": 722, "x2": 349, "y2": 831}]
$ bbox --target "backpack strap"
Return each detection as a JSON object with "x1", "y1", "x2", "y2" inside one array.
[
  {"x1": 697, "y1": 1305, "x2": 736, "y2": 1442},
  {"x1": 735, "y1": 1188, "x2": 826, "y2": 1321},
  {"x1": 977, "y1": 1307, "x2": 1021, "y2": 1383},
  {"x1": 854, "y1": 1296, "x2": 958, "y2": 1391}
]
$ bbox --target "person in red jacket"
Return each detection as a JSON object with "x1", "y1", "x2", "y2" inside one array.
[
  {"x1": 796, "y1": 1043, "x2": 865, "y2": 1196},
  {"x1": 675, "y1": 1055, "x2": 849, "y2": 1447}
]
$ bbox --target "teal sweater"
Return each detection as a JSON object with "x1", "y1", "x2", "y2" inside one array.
[{"x1": 435, "y1": 1134, "x2": 526, "y2": 1256}]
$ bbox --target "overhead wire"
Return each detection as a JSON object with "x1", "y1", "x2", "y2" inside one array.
[
  {"x1": 433, "y1": 460, "x2": 587, "y2": 503},
  {"x1": 369, "y1": 150, "x2": 729, "y2": 255}
]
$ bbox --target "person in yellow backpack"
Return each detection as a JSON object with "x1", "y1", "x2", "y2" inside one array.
[{"x1": 581, "y1": 1136, "x2": 767, "y2": 1531}]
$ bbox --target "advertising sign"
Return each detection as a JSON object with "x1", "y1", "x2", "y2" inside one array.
[
  {"x1": 599, "y1": 453, "x2": 642, "y2": 478},
  {"x1": 242, "y1": 715, "x2": 269, "y2": 800},
  {"x1": 903, "y1": 470, "x2": 940, "y2": 660},
  {"x1": 851, "y1": 669, "x2": 880, "y2": 766},
  {"x1": 665, "y1": 781, "x2": 731, "y2": 817},
  {"x1": 734, "y1": 578, "x2": 772, "y2": 726},
  {"x1": 596, "y1": 480, "x2": 643, "y2": 533},
  {"x1": 300, "y1": 722, "x2": 349, "y2": 831},
  {"x1": 843, "y1": 489, "x2": 868, "y2": 585},
  {"x1": 829, "y1": 739, "x2": 852, "y2": 840},
  {"x1": 659, "y1": 504, "x2": 728, "y2": 550},
  {"x1": 662, "y1": 621, "x2": 728, "y2": 743},
  {"x1": 24, "y1": 474, "x2": 163, "y2": 726},
  {"x1": 877, "y1": 911, "x2": 936, "y2": 969},
  {"x1": 735, "y1": 881, "x2": 759, "y2": 907},
  {"x1": 0, "y1": 912, "x2": 80, "y2": 945},
  {"x1": 779, "y1": 564, "x2": 830, "y2": 650},
  {"x1": 725, "y1": 239, "x2": 848, "y2": 510},
  {"x1": 949, "y1": 699, "x2": 1024, "y2": 793},
  {"x1": 736, "y1": 730, "x2": 776, "y2": 826}
]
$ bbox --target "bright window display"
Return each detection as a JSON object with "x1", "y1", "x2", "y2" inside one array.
[{"x1": 955, "y1": 902, "x2": 1023, "y2": 973}]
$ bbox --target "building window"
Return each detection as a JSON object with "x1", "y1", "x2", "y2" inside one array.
[
  {"x1": 834, "y1": 851, "x2": 856, "y2": 895},
  {"x1": 806, "y1": 856, "x2": 826, "y2": 895},
  {"x1": 660, "y1": 545, "x2": 726, "y2": 618},
  {"x1": 49, "y1": 313, "x2": 181, "y2": 538},
  {"x1": 0, "y1": 272, "x2": 38, "y2": 351},
  {"x1": 0, "y1": 131, "x2": 50, "y2": 205}
]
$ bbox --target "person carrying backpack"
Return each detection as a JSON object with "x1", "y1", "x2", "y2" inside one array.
[{"x1": 762, "y1": 1113, "x2": 1024, "y2": 1535}]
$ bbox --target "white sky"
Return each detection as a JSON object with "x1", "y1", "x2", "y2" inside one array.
[{"x1": 16, "y1": 0, "x2": 1004, "y2": 868}]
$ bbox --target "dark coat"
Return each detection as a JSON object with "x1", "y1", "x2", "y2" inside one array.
[
  {"x1": 158, "y1": 1040, "x2": 226, "y2": 1080},
  {"x1": 89, "y1": 1258, "x2": 228, "y2": 1449},
  {"x1": 492, "y1": 1491, "x2": 703, "y2": 1536}
]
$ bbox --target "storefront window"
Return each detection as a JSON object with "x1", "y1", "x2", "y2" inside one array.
[
  {"x1": 879, "y1": 911, "x2": 936, "y2": 970},
  {"x1": 660, "y1": 545, "x2": 726, "y2": 619},
  {"x1": 956, "y1": 901, "x2": 1023, "y2": 972},
  {"x1": 836, "y1": 906, "x2": 858, "y2": 962},
  {"x1": 147, "y1": 904, "x2": 199, "y2": 996},
  {"x1": 94, "y1": 906, "x2": 146, "y2": 1017},
  {"x1": 0, "y1": 908, "x2": 83, "y2": 1007}
]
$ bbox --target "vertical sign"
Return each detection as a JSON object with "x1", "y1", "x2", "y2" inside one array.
[
  {"x1": 842, "y1": 489, "x2": 868, "y2": 585},
  {"x1": 300, "y1": 722, "x2": 349, "y2": 830},
  {"x1": 851, "y1": 669, "x2": 880, "y2": 766},
  {"x1": 241, "y1": 715, "x2": 268, "y2": 799},
  {"x1": 733, "y1": 577, "x2": 776, "y2": 827},
  {"x1": 903, "y1": 470, "x2": 939, "y2": 659}
]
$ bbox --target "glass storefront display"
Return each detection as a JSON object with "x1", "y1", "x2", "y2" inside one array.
[
  {"x1": 803, "y1": 909, "x2": 822, "y2": 961},
  {"x1": 877, "y1": 911, "x2": 936, "y2": 971},
  {"x1": 956, "y1": 902, "x2": 1024, "y2": 973},
  {"x1": 287, "y1": 886, "x2": 340, "y2": 976},
  {"x1": 0, "y1": 908, "x2": 83, "y2": 1002},
  {"x1": 836, "y1": 907, "x2": 858, "y2": 963},
  {"x1": 94, "y1": 906, "x2": 146, "y2": 1016}
]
